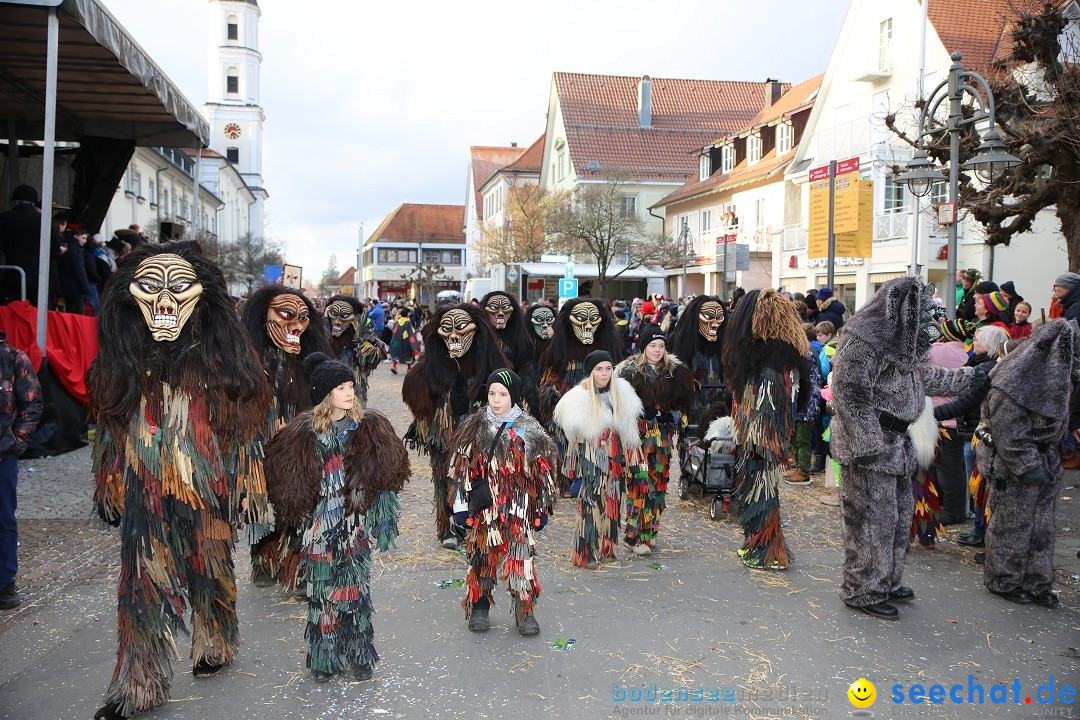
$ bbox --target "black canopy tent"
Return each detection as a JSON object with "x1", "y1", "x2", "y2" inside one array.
[{"x1": 0, "y1": 0, "x2": 210, "y2": 353}]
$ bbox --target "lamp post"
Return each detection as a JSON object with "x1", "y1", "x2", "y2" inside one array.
[
  {"x1": 895, "y1": 51, "x2": 1020, "y2": 318},
  {"x1": 679, "y1": 217, "x2": 690, "y2": 299}
]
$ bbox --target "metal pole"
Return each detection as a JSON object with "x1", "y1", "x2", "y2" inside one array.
[
  {"x1": 826, "y1": 160, "x2": 837, "y2": 290},
  {"x1": 721, "y1": 228, "x2": 729, "y2": 302},
  {"x1": 680, "y1": 218, "x2": 688, "y2": 300},
  {"x1": 35, "y1": 7, "x2": 59, "y2": 355},
  {"x1": 192, "y1": 147, "x2": 202, "y2": 236},
  {"x1": 356, "y1": 222, "x2": 363, "y2": 297},
  {"x1": 946, "y1": 59, "x2": 962, "y2": 319},
  {"x1": 909, "y1": 0, "x2": 929, "y2": 278}
]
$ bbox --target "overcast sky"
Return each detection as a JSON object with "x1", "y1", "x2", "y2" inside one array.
[{"x1": 103, "y1": 0, "x2": 848, "y2": 282}]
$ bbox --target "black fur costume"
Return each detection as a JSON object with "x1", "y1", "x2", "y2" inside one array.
[
  {"x1": 89, "y1": 241, "x2": 270, "y2": 719},
  {"x1": 668, "y1": 295, "x2": 728, "y2": 427},
  {"x1": 480, "y1": 291, "x2": 539, "y2": 410},
  {"x1": 325, "y1": 294, "x2": 386, "y2": 407},
  {"x1": 241, "y1": 285, "x2": 330, "y2": 585},
  {"x1": 402, "y1": 304, "x2": 509, "y2": 541}
]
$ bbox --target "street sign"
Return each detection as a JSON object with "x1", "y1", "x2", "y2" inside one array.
[
  {"x1": 506, "y1": 268, "x2": 519, "y2": 283},
  {"x1": 564, "y1": 261, "x2": 575, "y2": 279},
  {"x1": 559, "y1": 278, "x2": 579, "y2": 297}
]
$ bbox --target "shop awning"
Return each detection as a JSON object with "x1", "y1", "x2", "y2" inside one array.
[{"x1": 517, "y1": 262, "x2": 664, "y2": 280}]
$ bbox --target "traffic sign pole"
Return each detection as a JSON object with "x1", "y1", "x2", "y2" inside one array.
[{"x1": 827, "y1": 160, "x2": 836, "y2": 290}]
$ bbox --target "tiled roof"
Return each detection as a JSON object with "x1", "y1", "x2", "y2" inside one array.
[
  {"x1": 554, "y1": 72, "x2": 785, "y2": 181},
  {"x1": 367, "y1": 203, "x2": 465, "y2": 246},
  {"x1": 503, "y1": 134, "x2": 545, "y2": 174},
  {"x1": 926, "y1": 0, "x2": 1015, "y2": 72},
  {"x1": 334, "y1": 267, "x2": 357, "y2": 286},
  {"x1": 469, "y1": 145, "x2": 529, "y2": 213},
  {"x1": 744, "y1": 75, "x2": 823, "y2": 131}
]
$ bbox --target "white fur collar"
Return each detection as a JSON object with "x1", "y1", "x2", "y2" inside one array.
[{"x1": 553, "y1": 377, "x2": 642, "y2": 449}]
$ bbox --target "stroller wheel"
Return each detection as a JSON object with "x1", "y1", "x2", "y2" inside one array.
[
  {"x1": 710, "y1": 496, "x2": 724, "y2": 520},
  {"x1": 678, "y1": 474, "x2": 690, "y2": 501}
]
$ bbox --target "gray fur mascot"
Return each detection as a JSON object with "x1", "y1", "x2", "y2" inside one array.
[
  {"x1": 831, "y1": 276, "x2": 981, "y2": 619},
  {"x1": 978, "y1": 319, "x2": 1078, "y2": 608}
]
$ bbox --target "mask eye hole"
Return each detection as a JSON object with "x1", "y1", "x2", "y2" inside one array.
[
  {"x1": 138, "y1": 280, "x2": 163, "y2": 293},
  {"x1": 169, "y1": 281, "x2": 191, "y2": 293}
]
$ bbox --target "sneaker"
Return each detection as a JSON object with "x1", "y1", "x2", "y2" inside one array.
[
  {"x1": 1062, "y1": 453, "x2": 1080, "y2": 470},
  {"x1": 0, "y1": 584, "x2": 20, "y2": 610},
  {"x1": 819, "y1": 491, "x2": 841, "y2": 507},
  {"x1": 632, "y1": 544, "x2": 652, "y2": 557},
  {"x1": 441, "y1": 536, "x2": 459, "y2": 550},
  {"x1": 743, "y1": 556, "x2": 787, "y2": 571},
  {"x1": 784, "y1": 469, "x2": 811, "y2": 485}
]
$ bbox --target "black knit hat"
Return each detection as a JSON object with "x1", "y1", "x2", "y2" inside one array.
[
  {"x1": 637, "y1": 323, "x2": 667, "y2": 350},
  {"x1": 487, "y1": 368, "x2": 522, "y2": 407},
  {"x1": 303, "y1": 352, "x2": 355, "y2": 405},
  {"x1": 585, "y1": 350, "x2": 613, "y2": 374}
]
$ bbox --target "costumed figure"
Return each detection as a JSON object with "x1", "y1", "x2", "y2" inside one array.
[
  {"x1": 667, "y1": 295, "x2": 727, "y2": 428},
  {"x1": 449, "y1": 369, "x2": 559, "y2": 635},
  {"x1": 537, "y1": 298, "x2": 624, "y2": 494},
  {"x1": 265, "y1": 353, "x2": 410, "y2": 680},
  {"x1": 89, "y1": 241, "x2": 270, "y2": 720},
  {"x1": 553, "y1": 350, "x2": 644, "y2": 569},
  {"x1": 481, "y1": 291, "x2": 539, "y2": 409},
  {"x1": 977, "y1": 319, "x2": 1078, "y2": 608},
  {"x1": 721, "y1": 289, "x2": 810, "y2": 571},
  {"x1": 402, "y1": 304, "x2": 509, "y2": 548},
  {"x1": 525, "y1": 303, "x2": 556, "y2": 361},
  {"x1": 388, "y1": 307, "x2": 419, "y2": 374},
  {"x1": 324, "y1": 294, "x2": 387, "y2": 407},
  {"x1": 615, "y1": 324, "x2": 695, "y2": 554},
  {"x1": 242, "y1": 285, "x2": 330, "y2": 587},
  {"x1": 831, "y1": 277, "x2": 981, "y2": 620}
]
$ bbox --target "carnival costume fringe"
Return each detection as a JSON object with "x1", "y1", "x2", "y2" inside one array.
[
  {"x1": 539, "y1": 359, "x2": 586, "y2": 495},
  {"x1": 624, "y1": 414, "x2": 682, "y2": 545},
  {"x1": 406, "y1": 396, "x2": 459, "y2": 540}
]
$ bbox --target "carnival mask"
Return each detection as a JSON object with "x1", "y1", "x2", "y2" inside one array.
[
  {"x1": 530, "y1": 307, "x2": 555, "y2": 339},
  {"x1": 569, "y1": 302, "x2": 602, "y2": 344},
  {"x1": 917, "y1": 283, "x2": 944, "y2": 352},
  {"x1": 129, "y1": 254, "x2": 202, "y2": 342},
  {"x1": 438, "y1": 309, "x2": 476, "y2": 358},
  {"x1": 484, "y1": 294, "x2": 514, "y2": 330},
  {"x1": 325, "y1": 300, "x2": 356, "y2": 338},
  {"x1": 698, "y1": 301, "x2": 724, "y2": 342},
  {"x1": 266, "y1": 294, "x2": 310, "y2": 354}
]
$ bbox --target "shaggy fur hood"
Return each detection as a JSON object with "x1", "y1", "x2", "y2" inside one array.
[
  {"x1": 552, "y1": 376, "x2": 642, "y2": 449},
  {"x1": 840, "y1": 276, "x2": 925, "y2": 366},
  {"x1": 453, "y1": 410, "x2": 559, "y2": 471},
  {"x1": 991, "y1": 318, "x2": 1075, "y2": 420}
]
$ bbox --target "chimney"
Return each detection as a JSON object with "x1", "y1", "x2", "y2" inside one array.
[
  {"x1": 638, "y1": 75, "x2": 652, "y2": 129},
  {"x1": 765, "y1": 78, "x2": 783, "y2": 107},
  {"x1": 511, "y1": 142, "x2": 518, "y2": 147}
]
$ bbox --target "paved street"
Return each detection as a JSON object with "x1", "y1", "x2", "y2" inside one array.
[{"x1": 0, "y1": 367, "x2": 1077, "y2": 720}]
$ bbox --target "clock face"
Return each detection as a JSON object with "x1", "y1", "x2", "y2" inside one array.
[{"x1": 224, "y1": 123, "x2": 242, "y2": 140}]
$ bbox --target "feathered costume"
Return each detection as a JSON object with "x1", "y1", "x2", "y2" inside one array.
[
  {"x1": 242, "y1": 285, "x2": 330, "y2": 587},
  {"x1": 615, "y1": 354, "x2": 695, "y2": 546},
  {"x1": 264, "y1": 408, "x2": 410, "y2": 676},
  {"x1": 325, "y1": 294, "x2": 386, "y2": 407},
  {"x1": 449, "y1": 409, "x2": 558, "y2": 620},
  {"x1": 722, "y1": 289, "x2": 810, "y2": 570},
  {"x1": 978, "y1": 319, "x2": 1076, "y2": 602},
  {"x1": 481, "y1": 291, "x2": 539, "y2": 409},
  {"x1": 553, "y1": 377, "x2": 644, "y2": 567},
  {"x1": 88, "y1": 241, "x2": 270, "y2": 719},
  {"x1": 668, "y1": 295, "x2": 728, "y2": 428},
  {"x1": 831, "y1": 277, "x2": 978, "y2": 611},
  {"x1": 402, "y1": 304, "x2": 509, "y2": 542},
  {"x1": 538, "y1": 299, "x2": 625, "y2": 493}
]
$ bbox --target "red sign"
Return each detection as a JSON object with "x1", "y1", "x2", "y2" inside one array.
[
  {"x1": 809, "y1": 165, "x2": 831, "y2": 181},
  {"x1": 836, "y1": 157, "x2": 860, "y2": 175}
]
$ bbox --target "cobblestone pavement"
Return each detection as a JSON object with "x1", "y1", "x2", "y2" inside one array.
[{"x1": 0, "y1": 363, "x2": 1077, "y2": 720}]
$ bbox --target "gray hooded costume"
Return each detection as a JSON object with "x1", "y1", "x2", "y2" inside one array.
[
  {"x1": 978, "y1": 319, "x2": 1076, "y2": 597},
  {"x1": 831, "y1": 277, "x2": 979, "y2": 608}
]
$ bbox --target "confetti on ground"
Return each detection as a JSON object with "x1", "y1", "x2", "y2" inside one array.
[
  {"x1": 435, "y1": 578, "x2": 465, "y2": 588},
  {"x1": 551, "y1": 637, "x2": 576, "y2": 651},
  {"x1": 646, "y1": 562, "x2": 665, "y2": 570}
]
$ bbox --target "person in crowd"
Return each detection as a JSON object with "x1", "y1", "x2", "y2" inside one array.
[
  {"x1": 526, "y1": 303, "x2": 556, "y2": 360},
  {"x1": 1053, "y1": 272, "x2": 1080, "y2": 323},
  {"x1": 90, "y1": 233, "x2": 116, "y2": 297},
  {"x1": 368, "y1": 296, "x2": 386, "y2": 336},
  {"x1": 57, "y1": 224, "x2": 92, "y2": 314},
  {"x1": 667, "y1": 295, "x2": 727, "y2": 428},
  {"x1": 999, "y1": 280, "x2": 1023, "y2": 320},
  {"x1": 955, "y1": 268, "x2": 980, "y2": 316},
  {"x1": 960, "y1": 280, "x2": 997, "y2": 323},
  {"x1": 613, "y1": 309, "x2": 632, "y2": 354},
  {"x1": 388, "y1": 307, "x2": 418, "y2": 375},
  {"x1": 814, "y1": 287, "x2": 846, "y2": 330},
  {"x1": 553, "y1": 350, "x2": 644, "y2": 569},
  {"x1": 1009, "y1": 301, "x2": 1033, "y2": 339},
  {"x1": 264, "y1": 353, "x2": 409, "y2": 681},
  {"x1": 0, "y1": 332, "x2": 42, "y2": 611},
  {"x1": 324, "y1": 295, "x2": 385, "y2": 407},
  {"x1": 805, "y1": 288, "x2": 819, "y2": 322},
  {"x1": 480, "y1": 291, "x2": 538, "y2": 408},
  {"x1": 0, "y1": 185, "x2": 61, "y2": 305},
  {"x1": 449, "y1": 369, "x2": 558, "y2": 635},
  {"x1": 787, "y1": 323, "x2": 824, "y2": 485},
  {"x1": 973, "y1": 291, "x2": 1012, "y2": 337},
  {"x1": 81, "y1": 229, "x2": 103, "y2": 315},
  {"x1": 615, "y1": 324, "x2": 695, "y2": 555},
  {"x1": 926, "y1": 320, "x2": 978, "y2": 526}
]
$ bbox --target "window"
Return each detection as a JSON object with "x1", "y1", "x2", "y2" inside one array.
[
  {"x1": 227, "y1": 22, "x2": 238, "y2": 40},
  {"x1": 163, "y1": 189, "x2": 169, "y2": 213},
  {"x1": 226, "y1": 147, "x2": 239, "y2": 164},
  {"x1": 721, "y1": 145, "x2": 735, "y2": 173},
  {"x1": 678, "y1": 214, "x2": 690, "y2": 236},
  {"x1": 699, "y1": 209, "x2": 712, "y2": 233},
  {"x1": 618, "y1": 195, "x2": 637, "y2": 218},
  {"x1": 776, "y1": 122, "x2": 793, "y2": 155},
  {"x1": 377, "y1": 248, "x2": 418, "y2": 264},
  {"x1": 180, "y1": 196, "x2": 188, "y2": 220},
  {"x1": 226, "y1": 72, "x2": 239, "y2": 94},
  {"x1": 133, "y1": 170, "x2": 142, "y2": 197},
  {"x1": 883, "y1": 175, "x2": 908, "y2": 213},
  {"x1": 930, "y1": 181, "x2": 948, "y2": 207},
  {"x1": 699, "y1": 154, "x2": 710, "y2": 181},
  {"x1": 149, "y1": 180, "x2": 156, "y2": 205},
  {"x1": 879, "y1": 18, "x2": 893, "y2": 72},
  {"x1": 747, "y1": 134, "x2": 762, "y2": 165},
  {"x1": 557, "y1": 151, "x2": 567, "y2": 181},
  {"x1": 755, "y1": 198, "x2": 766, "y2": 227}
]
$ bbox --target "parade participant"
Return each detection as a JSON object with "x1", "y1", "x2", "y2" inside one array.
[
  {"x1": 526, "y1": 303, "x2": 556, "y2": 361},
  {"x1": 667, "y1": 295, "x2": 727, "y2": 427},
  {"x1": 263, "y1": 353, "x2": 409, "y2": 680},
  {"x1": 242, "y1": 285, "x2": 329, "y2": 587},
  {"x1": 89, "y1": 241, "x2": 270, "y2": 720},
  {"x1": 615, "y1": 324, "x2": 695, "y2": 554},
  {"x1": 402, "y1": 304, "x2": 509, "y2": 549},
  {"x1": 324, "y1": 294, "x2": 386, "y2": 406},
  {"x1": 449, "y1": 369, "x2": 558, "y2": 635},
  {"x1": 481, "y1": 291, "x2": 539, "y2": 409},
  {"x1": 553, "y1": 350, "x2": 644, "y2": 569},
  {"x1": 831, "y1": 277, "x2": 981, "y2": 619},
  {"x1": 388, "y1": 307, "x2": 419, "y2": 374},
  {"x1": 722, "y1": 289, "x2": 810, "y2": 571}
]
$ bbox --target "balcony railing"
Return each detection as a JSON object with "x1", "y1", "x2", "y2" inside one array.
[
  {"x1": 874, "y1": 212, "x2": 909, "y2": 242},
  {"x1": 781, "y1": 224, "x2": 807, "y2": 251}
]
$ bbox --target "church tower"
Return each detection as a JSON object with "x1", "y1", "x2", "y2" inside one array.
[{"x1": 205, "y1": 0, "x2": 267, "y2": 240}]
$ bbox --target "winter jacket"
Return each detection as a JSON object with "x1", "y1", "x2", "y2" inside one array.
[
  {"x1": 0, "y1": 333, "x2": 43, "y2": 459},
  {"x1": 933, "y1": 353, "x2": 997, "y2": 440},
  {"x1": 816, "y1": 297, "x2": 846, "y2": 330},
  {"x1": 58, "y1": 239, "x2": 91, "y2": 297},
  {"x1": 1061, "y1": 285, "x2": 1080, "y2": 324},
  {"x1": 367, "y1": 303, "x2": 385, "y2": 334}
]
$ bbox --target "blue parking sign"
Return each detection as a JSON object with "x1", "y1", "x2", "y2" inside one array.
[{"x1": 559, "y1": 278, "x2": 578, "y2": 297}]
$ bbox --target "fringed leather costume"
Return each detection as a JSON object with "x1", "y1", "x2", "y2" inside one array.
[
  {"x1": 89, "y1": 241, "x2": 270, "y2": 719},
  {"x1": 325, "y1": 294, "x2": 386, "y2": 407},
  {"x1": 264, "y1": 409, "x2": 410, "y2": 677}
]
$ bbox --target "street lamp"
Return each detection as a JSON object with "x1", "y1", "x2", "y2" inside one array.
[
  {"x1": 679, "y1": 217, "x2": 691, "y2": 299},
  {"x1": 895, "y1": 51, "x2": 1021, "y2": 318}
]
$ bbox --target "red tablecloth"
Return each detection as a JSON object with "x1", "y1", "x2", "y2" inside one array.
[{"x1": 0, "y1": 300, "x2": 97, "y2": 405}]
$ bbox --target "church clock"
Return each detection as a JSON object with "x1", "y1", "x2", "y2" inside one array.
[{"x1": 224, "y1": 123, "x2": 242, "y2": 140}]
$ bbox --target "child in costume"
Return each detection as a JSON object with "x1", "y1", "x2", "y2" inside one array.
[
  {"x1": 264, "y1": 353, "x2": 410, "y2": 681},
  {"x1": 449, "y1": 369, "x2": 559, "y2": 635},
  {"x1": 553, "y1": 350, "x2": 644, "y2": 569}
]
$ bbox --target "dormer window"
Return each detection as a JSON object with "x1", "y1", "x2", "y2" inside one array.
[
  {"x1": 699, "y1": 154, "x2": 710, "y2": 181},
  {"x1": 747, "y1": 134, "x2": 762, "y2": 165},
  {"x1": 721, "y1": 145, "x2": 735, "y2": 173},
  {"x1": 777, "y1": 122, "x2": 793, "y2": 155}
]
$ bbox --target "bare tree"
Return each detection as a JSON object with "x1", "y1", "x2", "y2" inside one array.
[
  {"x1": 886, "y1": 2, "x2": 1080, "y2": 271},
  {"x1": 474, "y1": 182, "x2": 556, "y2": 271},
  {"x1": 216, "y1": 232, "x2": 285, "y2": 294},
  {"x1": 546, "y1": 171, "x2": 680, "y2": 296},
  {"x1": 401, "y1": 261, "x2": 446, "y2": 310}
]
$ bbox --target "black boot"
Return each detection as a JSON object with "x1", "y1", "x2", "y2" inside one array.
[
  {"x1": 888, "y1": 586, "x2": 914, "y2": 602},
  {"x1": 469, "y1": 599, "x2": 490, "y2": 632},
  {"x1": 518, "y1": 614, "x2": 540, "y2": 636},
  {"x1": 352, "y1": 663, "x2": 374, "y2": 680},
  {"x1": 845, "y1": 601, "x2": 899, "y2": 619},
  {"x1": 1031, "y1": 591, "x2": 1060, "y2": 608},
  {"x1": 956, "y1": 533, "x2": 984, "y2": 547},
  {"x1": 94, "y1": 703, "x2": 129, "y2": 720}
]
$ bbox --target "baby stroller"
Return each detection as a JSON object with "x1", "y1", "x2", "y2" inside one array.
[{"x1": 678, "y1": 415, "x2": 738, "y2": 520}]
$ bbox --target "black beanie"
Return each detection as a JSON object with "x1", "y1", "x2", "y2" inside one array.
[
  {"x1": 585, "y1": 350, "x2": 613, "y2": 374},
  {"x1": 487, "y1": 368, "x2": 522, "y2": 407},
  {"x1": 303, "y1": 352, "x2": 355, "y2": 405},
  {"x1": 637, "y1": 323, "x2": 666, "y2": 350}
]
